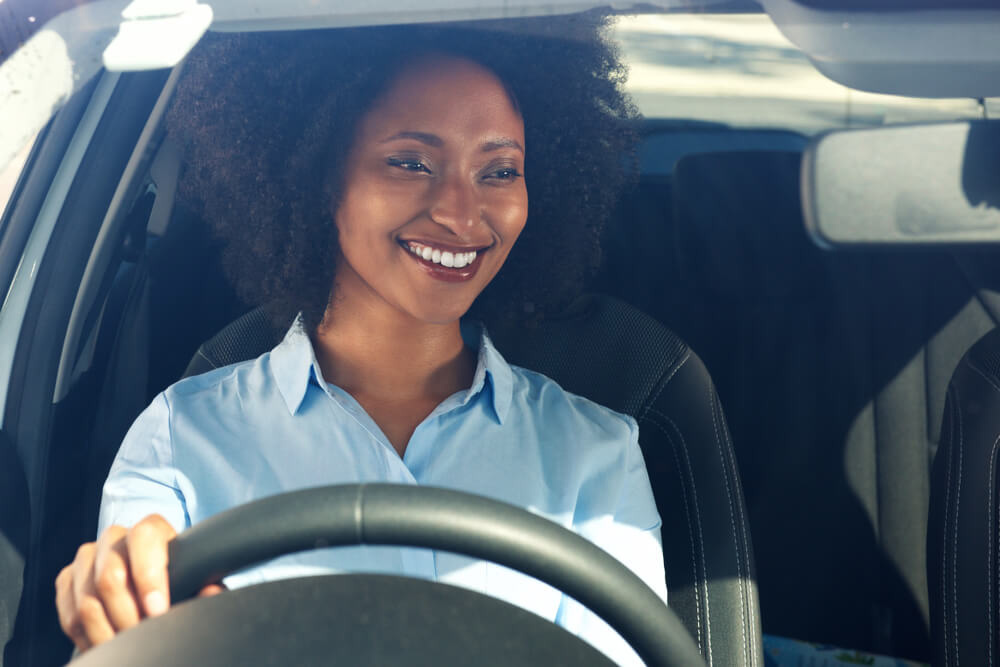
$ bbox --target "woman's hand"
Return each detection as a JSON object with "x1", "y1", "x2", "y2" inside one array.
[{"x1": 54, "y1": 514, "x2": 223, "y2": 653}]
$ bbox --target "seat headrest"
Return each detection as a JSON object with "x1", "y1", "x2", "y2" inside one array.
[{"x1": 671, "y1": 150, "x2": 825, "y2": 301}]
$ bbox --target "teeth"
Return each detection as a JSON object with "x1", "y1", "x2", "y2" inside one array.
[{"x1": 406, "y1": 242, "x2": 479, "y2": 268}]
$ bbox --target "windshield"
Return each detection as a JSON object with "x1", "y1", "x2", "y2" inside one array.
[
  {"x1": 613, "y1": 13, "x2": 998, "y2": 134},
  {"x1": 3, "y1": 6, "x2": 1000, "y2": 667}
]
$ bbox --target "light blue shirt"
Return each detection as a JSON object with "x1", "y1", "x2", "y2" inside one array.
[{"x1": 99, "y1": 319, "x2": 667, "y2": 665}]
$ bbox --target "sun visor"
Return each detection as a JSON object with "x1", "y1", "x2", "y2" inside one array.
[{"x1": 802, "y1": 120, "x2": 1000, "y2": 247}]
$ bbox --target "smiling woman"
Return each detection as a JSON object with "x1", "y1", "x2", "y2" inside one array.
[
  {"x1": 315, "y1": 54, "x2": 529, "y2": 453},
  {"x1": 166, "y1": 18, "x2": 638, "y2": 331},
  {"x1": 330, "y1": 55, "x2": 528, "y2": 333},
  {"x1": 52, "y1": 13, "x2": 669, "y2": 667}
]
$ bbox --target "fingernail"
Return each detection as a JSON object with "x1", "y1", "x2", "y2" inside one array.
[{"x1": 144, "y1": 591, "x2": 167, "y2": 616}]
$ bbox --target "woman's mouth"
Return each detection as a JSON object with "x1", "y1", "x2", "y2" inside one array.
[{"x1": 400, "y1": 240, "x2": 490, "y2": 283}]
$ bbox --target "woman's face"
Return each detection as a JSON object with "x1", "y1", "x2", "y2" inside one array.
[{"x1": 331, "y1": 55, "x2": 528, "y2": 326}]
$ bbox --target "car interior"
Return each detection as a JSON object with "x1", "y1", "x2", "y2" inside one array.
[
  {"x1": 1, "y1": 0, "x2": 1000, "y2": 665},
  {"x1": 604, "y1": 137, "x2": 1000, "y2": 663}
]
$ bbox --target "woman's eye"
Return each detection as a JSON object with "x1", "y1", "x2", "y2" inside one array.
[
  {"x1": 485, "y1": 167, "x2": 523, "y2": 181},
  {"x1": 386, "y1": 157, "x2": 431, "y2": 174}
]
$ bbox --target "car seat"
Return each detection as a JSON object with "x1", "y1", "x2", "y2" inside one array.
[{"x1": 928, "y1": 324, "x2": 1000, "y2": 667}]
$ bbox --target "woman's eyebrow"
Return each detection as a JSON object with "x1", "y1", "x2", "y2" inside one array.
[
  {"x1": 378, "y1": 131, "x2": 523, "y2": 154},
  {"x1": 378, "y1": 131, "x2": 443, "y2": 147},
  {"x1": 482, "y1": 138, "x2": 524, "y2": 154}
]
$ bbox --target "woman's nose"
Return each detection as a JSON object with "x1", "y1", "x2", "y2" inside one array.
[{"x1": 428, "y1": 173, "x2": 479, "y2": 232}]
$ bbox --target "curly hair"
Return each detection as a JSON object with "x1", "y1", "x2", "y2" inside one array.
[{"x1": 165, "y1": 13, "x2": 639, "y2": 331}]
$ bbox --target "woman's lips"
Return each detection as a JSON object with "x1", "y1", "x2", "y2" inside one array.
[{"x1": 400, "y1": 240, "x2": 489, "y2": 283}]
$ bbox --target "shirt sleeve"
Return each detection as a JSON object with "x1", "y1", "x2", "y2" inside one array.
[
  {"x1": 97, "y1": 392, "x2": 190, "y2": 536},
  {"x1": 557, "y1": 418, "x2": 668, "y2": 666}
]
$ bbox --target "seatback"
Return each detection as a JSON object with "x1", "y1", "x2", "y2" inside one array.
[
  {"x1": 183, "y1": 294, "x2": 764, "y2": 666},
  {"x1": 599, "y1": 146, "x2": 1000, "y2": 661},
  {"x1": 928, "y1": 326, "x2": 1000, "y2": 667}
]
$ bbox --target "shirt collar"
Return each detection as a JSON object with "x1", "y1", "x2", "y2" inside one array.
[
  {"x1": 460, "y1": 320, "x2": 512, "y2": 425},
  {"x1": 269, "y1": 315, "x2": 512, "y2": 424},
  {"x1": 269, "y1": 316, "x2": 326, "y2": 416}
]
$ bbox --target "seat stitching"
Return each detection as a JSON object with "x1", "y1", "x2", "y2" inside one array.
[
  {"x1": 953, "y1": 355, "x2": 1000, "y2": 665},
  {"x1": 988, "y1": 435, "x2": 999, "y2": 667},
  {"x1": 953, "y1": 383, "x2": 964, "y2": 667},
  {"x1": 715, "y1": 395, "x2": 757, "y2": 665},
  {"x1": 941, "y1": 391, "x2": 955, "y2": 667},
  {"x1": 196, "y1": 348, "x2": 218, "y2": 370},
  {"x1": 968, "y1": 359, "x2": 1000, "y2": 394},
  {"x1": 708, "y1": 386, "x2": 747, "y2": 667},
  {"x1": 647, "y1": 407, "x2": 713, "y2": 665},
  {"x1": 715, "y1": 392, "x2": 757, "y2": 667},
  {"x1": 708, "y1": 388, "x2": 748, "y2": 667},
  {"x1": 645, "y1": 415, "x2": 704, "y2": 652},
  {"x1": 640, "y1": 351, "x2": 691, "y2": 423}
]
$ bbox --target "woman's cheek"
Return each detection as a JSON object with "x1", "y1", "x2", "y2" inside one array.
[
  {"x1": 505, "y1": 195, "x2": 529, "y2": 242},
  {"x1": 486, "y1": 186, "x2": 527, "y2": 235}
]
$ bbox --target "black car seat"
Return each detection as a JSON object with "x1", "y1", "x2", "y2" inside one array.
[
  {"x1": 181, "y1": 293, "x2": 764, "y2": 667},
  {"x1": 599, "y1": 143, "x2": 1000, "y2": 662},
  {"x1": 928, "y1": 325, "x2": 1000, "y2": 667}
]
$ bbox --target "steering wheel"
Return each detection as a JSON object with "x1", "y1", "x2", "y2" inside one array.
[{"x1": 74, "y1": 484, "x2": 704, "y2": 666}]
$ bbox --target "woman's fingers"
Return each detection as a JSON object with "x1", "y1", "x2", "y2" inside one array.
[
  {"x1": 198, "y1": 584, "x2": 226, "y2": 598},
  {"x1": 56, "y1": 515, "x2": 182, "y2": 654},
  {"x1": 125, "y1": 514, "x2": 176, "y2": 618},
  {"x1": 69, "y1": 542, "x2": 116, "y2": 647},
  {"x1": 55, "y1": 562, "x2": 91, "y2": 653},
  {"x1": 93, "y1": 528, "x2": 141, "y2": 631}
]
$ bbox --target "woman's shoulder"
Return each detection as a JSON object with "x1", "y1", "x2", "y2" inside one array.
[
  {"x1": 506, "y1": 362, "x2": 638, "y2": 438},
  {"x1": 475, "y1": 322, "x2": 637, "y2": 440},
  {"x1": 161, "y1": 352, "x2": 271, "y2": 402}
]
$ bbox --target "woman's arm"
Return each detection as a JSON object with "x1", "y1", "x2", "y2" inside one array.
[
  {"x1": 559, "y1": 419, "x2": 667, "y2": 665},
  {"x1": 55, "y1": 393, "x2": 211, "y2": 654}
]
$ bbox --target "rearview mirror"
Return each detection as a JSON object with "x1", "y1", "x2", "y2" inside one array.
[{"x1": 802, "y1": 120, "x2": 1000, "y2": 246}]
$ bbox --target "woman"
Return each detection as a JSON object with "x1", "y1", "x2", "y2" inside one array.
[{"x1": 55, "y1": 15, "x2": 666, "y2": 665}]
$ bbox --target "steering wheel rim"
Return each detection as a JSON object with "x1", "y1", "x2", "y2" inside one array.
[{"x1": 160, "y1": 484, "x2": 703, "y2": 666}]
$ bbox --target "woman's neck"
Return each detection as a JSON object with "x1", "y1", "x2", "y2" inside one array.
[{"x1": 311, "y1": 303, "x2": 476, "y2": 405}]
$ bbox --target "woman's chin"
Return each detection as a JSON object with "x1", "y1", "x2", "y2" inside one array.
[
  {"x1": 405, "y1": 301, "x2": 477, "y2": 327},
  {"x1": 417, "y1": 310, "x2": 474, "y2": 326}
]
